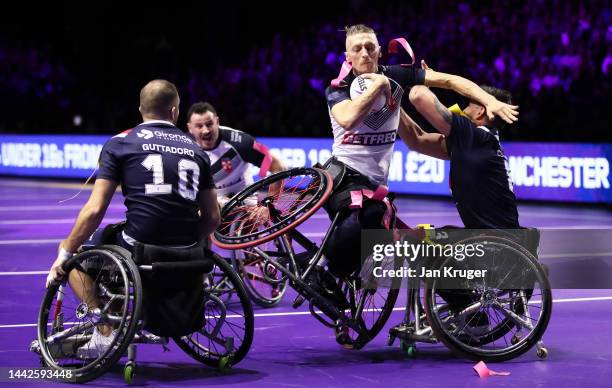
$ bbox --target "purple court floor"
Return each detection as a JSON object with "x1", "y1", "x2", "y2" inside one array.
[{"x1": 0, "y1": 177, "x2": 611, "y2": 387}]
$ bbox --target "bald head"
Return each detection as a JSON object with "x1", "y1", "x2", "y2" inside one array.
[{"x1": 139, "y1": 79, "x2": 180, "y2": 123}]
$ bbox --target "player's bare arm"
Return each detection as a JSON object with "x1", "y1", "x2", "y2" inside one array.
[
  {"x1": 330, "y1": 73, "x2": 391, "y2": 130},
  {"x1": 423, "y1": 69, "x2": 519, "y2": 124},
  {"x1": 409, "y1": 85, "x2": 454, "y2": 136},
  {"x1": 47, "y1": 178, "x2": 118, "y2": 287},
  {"x1": 198, "y1": 187, "x2": 221, "y2": 240},
  {"x1": 398, "y1": 108, "x2": 449, "y2": 160}
]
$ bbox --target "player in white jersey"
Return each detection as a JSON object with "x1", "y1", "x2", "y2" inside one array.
[
  {"x1": 322, "y1": 24, "x2": 518, "y2": 278},
  {"x1": 186, "y1": 102, "x2": 285, "y2": 207}
]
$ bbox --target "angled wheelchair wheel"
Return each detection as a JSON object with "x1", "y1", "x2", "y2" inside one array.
[
  {"x1": 36, "y1": 246, "x2": 142, "y2": 383},
  {"x1": 213, "y1": 167, "x2": 333, "y2": 250},
  {"x1": 337, "y1": 256, "x2": 402, "y2": 349},
  {"x1": 423, "y1": 236, "x2": 552, "y2": 362},
  {"x1": 173, "y1": 251, "x2": 254, "y2": 368},
  {"x1": 232, "y1": 236, "x2": 289, "y2": 307}
]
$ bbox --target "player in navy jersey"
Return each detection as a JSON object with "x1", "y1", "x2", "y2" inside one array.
[
  {"x1": 186, "y1": 102, "x2": 285, "y2": 207},
  {"x1": 401, "y1": 84, "x2": 526, "y2": 330},
  {"x1": 322, "y1": 24, "x2": 519, "y2": 278},
  {"x1": 403, "y1": 84, "x2": 519, "y2": 228},
  {"x1": 46, "y1": 79, "x2": 220, "y2": 358}
]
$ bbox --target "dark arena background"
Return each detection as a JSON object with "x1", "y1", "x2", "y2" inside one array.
[{"x1": 1, "y1": 1, "x2": 611, "y2": 387}]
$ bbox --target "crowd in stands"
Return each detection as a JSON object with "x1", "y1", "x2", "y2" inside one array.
[{"x1": 2, "y1": 0, "x2": 610, "y2": 142}]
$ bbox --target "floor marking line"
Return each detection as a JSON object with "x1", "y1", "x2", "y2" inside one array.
[
  {"x1": 0, "y1": 205, "x2": 125, "y2": 212},
  {"x1": 539, "y1": 252, "x2": 612, "y2": 259},
  {"x1": 1, "y1": 296, "x2": 611, "y2": 328},
  {"x1": 0, "y1": 218, "x2": 124, "y2": 225},
  {"x1": 0, "y1": 239, "x2": 61, "y2": 245}
]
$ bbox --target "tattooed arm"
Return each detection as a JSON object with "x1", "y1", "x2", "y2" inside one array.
[
  {"x1": 408, "y1": 85, "x2": 453, "y2": 136},
  {"x1": 398, "y1": 108, "x2": 448, "y2": 159}
]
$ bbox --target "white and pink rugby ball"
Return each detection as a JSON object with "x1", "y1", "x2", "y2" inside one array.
[{"x1": 349, "y1": 76, "x2": 386, "y2": 113}]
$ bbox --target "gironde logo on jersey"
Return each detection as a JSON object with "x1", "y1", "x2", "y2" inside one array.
[
  {"x1": 137, "y1": 129, "x2": 154, "y2": 139},
  {"x1": 136, "y1": 128, "x2": 193, "y2": 144}
]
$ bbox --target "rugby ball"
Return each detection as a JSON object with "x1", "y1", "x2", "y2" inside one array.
[{"x1": 350, "y1": 76, "x2": 386, "y2": 113}]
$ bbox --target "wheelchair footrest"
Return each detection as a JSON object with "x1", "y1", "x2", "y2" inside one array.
[
  {"x1": 133, "y1": 332, "x2": 168, "y2": 345},
  {"x1": 389, "y1": 322, "x2": 437, "y2": 344}
]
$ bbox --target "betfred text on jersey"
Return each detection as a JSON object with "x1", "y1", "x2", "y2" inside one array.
[{"x1": 342, "y1": 130, "x2": 397, "y2": 146}]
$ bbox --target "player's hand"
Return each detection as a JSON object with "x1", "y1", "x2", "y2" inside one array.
[
  {"x1": 420, "y1": 60, "x2": 432, "y2": 71},
  {"x1": 46, "y1": 257, "x2": 67, "y2": 288},
  {"x1": 360, "y1": 73, "x2": 395, "y2": 108},
  {"x1": 485, "y1": 99, "x2": 519, "y2": 124},
  {"x1": 46, "y1": 244, "x2": 73, "y2": 288}
]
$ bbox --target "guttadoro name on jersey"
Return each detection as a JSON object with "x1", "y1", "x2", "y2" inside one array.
[{"x1": 142, "y1": 143, "x2": 195, "y2": 157}]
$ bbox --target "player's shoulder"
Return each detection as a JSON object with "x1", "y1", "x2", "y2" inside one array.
[
  {"x1": 103, "y1": 128, "x2": 133, "y2": 150},
  {"x1": 326, "y1": 71, "x2": 355, "y2": 94},
  {"x1": 219, "y1": 126, "x2": 253, "y2": 144},
  {"x1": 111, "y1": 128, "x2": 133, "y2": 139},
  {"x1": 380, "y1": 64, "x2": 412, "y2": 79},
  {"x1": 452, "y1": 114, "x2": 476, "y2": 129}
]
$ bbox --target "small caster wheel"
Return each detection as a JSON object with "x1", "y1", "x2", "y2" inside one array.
[
  {"x1": 387, "y1": 335, "x2": 395, "y2": 346},
  {"x1": 400, "y1": 341, "x2": 415, "y2": 357},
  {"x1": 511, "y1": 334, "x2": 522, "y2": 345},
  {"x1": 536, "y1": 347, "x2": 548, "y2": 359},
  {"x1": 123, "y1": 364, "x2": 135, "y2": 384},
  {"x1": 218, "y1": 356, "x2": 232, "y2": 371}
]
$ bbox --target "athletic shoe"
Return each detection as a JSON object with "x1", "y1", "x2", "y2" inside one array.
[{"x1": 76, "y1": 327, "x2": 117, "y2": 359}]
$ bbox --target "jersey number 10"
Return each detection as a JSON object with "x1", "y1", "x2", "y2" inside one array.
[{"x1": 141, "y1": 154, "x2": 200, "y2": 200}]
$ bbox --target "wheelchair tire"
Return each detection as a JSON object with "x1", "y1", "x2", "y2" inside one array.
[
  {"x1": 232, "y1": 236, "x2": 289, "y2": 308},
  {"x1": 37, "y1": 246, "x2": 142, "y2": 383},
  {"x1": 423, "y1": 236, "x2": 552, "y2": 362},
  {"x1": 173, "y1": 251, "x2": 254, "y2": 367},
  {"x1": 338, "y1": 257, "x2": 402, "y2": 349},
  {"x1": 213, "y1": 167, "x2": 333, "y2": 250}
]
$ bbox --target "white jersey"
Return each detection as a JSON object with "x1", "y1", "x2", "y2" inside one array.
[
  {"x1": 203, "y1": 126, "x2": 269, "y2": 199},
  {"x1": 325, "y1": 65, "x2": 425, "y2": 185}
]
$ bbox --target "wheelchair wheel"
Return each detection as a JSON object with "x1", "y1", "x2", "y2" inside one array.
[
  {"x1": 232, "y1": 236, "x2": 289, "y2": 307},
  {"x1": 423, "y1": 236, "x2": 552, "y2": 362},
  {"x1": 36, "y1": 246, "x2": 142, "y2": 383},
  {"x1": 337, "y1": 256, "x2": 401, "y2": 349},
  {"x1": 213, "y1": 167, "x2": 333, "y2": 250},
  {"x1": 174, "y1": 251, "x2": 254, "y2": 368}
]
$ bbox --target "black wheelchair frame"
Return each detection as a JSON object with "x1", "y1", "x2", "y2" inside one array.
[{"x1": 32, "y1": 244, "x2": 254, "y2": 383}]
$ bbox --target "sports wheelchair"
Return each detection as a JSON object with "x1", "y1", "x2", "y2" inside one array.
[
  {"x1": 214, "y1": 167, "x2": 401, "y2": 349},
  {"x1": 214, "y1": 167, "x2": 552, "y2": 359},
  {"x1": 31, "y1": 242, "x2": 254, "y2": 383},
  {"x1": 387, "y1": 224, "x2": 552, "y2": 361},
  {"x1": 225, "y1": 235, "x2": 290, "y2": 308}
]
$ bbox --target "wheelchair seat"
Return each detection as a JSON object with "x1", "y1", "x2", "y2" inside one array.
[
  {"x1": 132, "y1": 243, "x2": 214, "y2": 274},
  {"x1": 131, "y1": 243, "x2": 215, "y2": 338}
]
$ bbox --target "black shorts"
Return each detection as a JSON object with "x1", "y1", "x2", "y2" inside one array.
[{"x1": 322, "y1": 157, "x2": 378, "y2": 217}]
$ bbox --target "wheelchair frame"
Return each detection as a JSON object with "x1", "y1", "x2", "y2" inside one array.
[
  {"x1": 214, "y1": 167, "x2": 402, "y2": 349},
  {"x1": 388, "y1": 224, "x2": 552, "y2": 361},
  {"x1": 32, "y1": 244, "x2": 254, "y2": 383},
  {"x1": 214, "y1": 167, "x2": 553, "y2": 359}
]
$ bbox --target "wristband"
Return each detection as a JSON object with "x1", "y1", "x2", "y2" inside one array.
[{"x1": 58, "y1": 248, "x2": 74, "y2": 261}]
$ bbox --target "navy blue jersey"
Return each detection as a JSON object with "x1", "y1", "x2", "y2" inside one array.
[
  {"x1": 446, "y1": 115, "x2": 519, "y2": 228},
  {"x1": 97, "y1": 121, "x2": 215, "y2": 245},
  {"x1": 324, "y1": 65, "x2": 426, "y2": 184}
]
